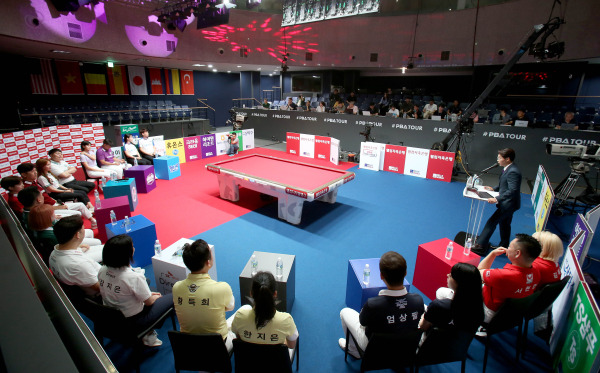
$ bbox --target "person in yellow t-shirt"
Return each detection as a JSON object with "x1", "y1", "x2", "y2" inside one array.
[
  {"x1": 172, "y1": 239, "x2": 236, "y2": 351},
  {"x1": 231, "y1": 271, "x2": 298, "y2": 358}
]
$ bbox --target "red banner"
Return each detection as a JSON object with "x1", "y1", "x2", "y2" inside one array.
[
  {"x1": 286, "y1": 132, "x2": 300, "y2": 156},
  {"x1": 55, "y1": 60, "x2": 84, "y2": 95},
  {"x1": 314, "y1": 136, "x2": 331, "y2": 161},
  {"x1": 426, "y1": 150, "x2": 455, "y2": 183},
  {"x1": 383, "y1": 145, "x2": 407, "y2": 174},
  {"x1": 149, "y1": 68, "x2": 164, "y2": 95},
  {"x1": 107, "y1": 65, "x2": 129, "y2": 95}
]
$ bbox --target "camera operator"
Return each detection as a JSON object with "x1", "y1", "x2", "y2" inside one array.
[{"x1": 226, "y1": 132, "x2": 239, "y2": 157}]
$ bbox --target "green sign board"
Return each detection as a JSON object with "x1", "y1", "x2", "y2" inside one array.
[{"x1": 557, "y1": 282, "x2": 600, "y2": 373}]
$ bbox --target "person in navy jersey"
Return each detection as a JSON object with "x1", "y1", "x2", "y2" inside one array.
[
  {"x1": 338, "y1": 251, "x2": 424, "y2": 359},
  {"x1": 473, "y1": 148, "x2": 522, "y2": 256}
]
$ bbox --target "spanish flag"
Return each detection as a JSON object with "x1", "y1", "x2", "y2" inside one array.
[{"x1": 108, "y1": 65, "x2": 129, "y2": 95}]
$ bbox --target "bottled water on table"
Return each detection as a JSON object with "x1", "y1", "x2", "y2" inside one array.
[
  {"x1": 94, "y1": 190, "x2": 101, "y2": 209},
  {"x1": 275, "y1": 257, "x2": 283, "y2": 279},
  {"x1": 110, "y1": 210, "x2": 117, "y2": 226},
  {"x1": 101, "y1": 177, "x2": 106, "y2": 188},
  {"x1": 464, "y1": 238, "x2": 472, "y2": 256},
  {"x1": 124, "y1": 216, "x2": 131, "y2": 232},
  {"x1": 154, "y1": 240, "x2": 161, "y2": 256},
  {"x1": 445, "y1": 241, "x2": 454, "y2": 260},
  {"x1": 134, "y1": 158, "x2": 138, "y2": 166},
  {"x1": 251, "y1": 255, "x2": 258, "y2": 276},
  {"x1": 363, "y1": 264, "x2": 371, "y2": 285}
]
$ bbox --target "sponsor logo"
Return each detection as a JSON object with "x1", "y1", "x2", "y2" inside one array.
[
  {"x1": 434, "y1": 127, "x2": 452, "y2": 133},
  {"x1": 314, "y1": 187, "x2": 330, "y2": 199},
  {"x1": 273, "y1": 114, "x2": 290, "y2": 119},
  {"x1": 409, "y1": 169, "x2": 421, "y2": 176},
  {"x1": 363, "y1": 163, "x2": 374, "y2": 169},
  {"x1": 287, "y1": 135, "x2": 300, "y2": 140},
  {"x1": 122, "y1": 126, "x2": 137, "y2": 133},
  {"x1": 146, "y1": 173, "x2": 155, "y2": 185},
  {"x1": 205, "y1": 152, "x2": 214, "y2": 157},
  {"x1": 206, "y1": 165, "x2": 220, "y2": 174},
  {"x1": 289, "y1": 150, "x2": 297, "y2": 154},
  {"x1": 189, "y1": 155, "x2": 198, "y2": 160},
  {"x1": 173, "y1": 149, "x2": 179, "y2": 155},
  {"x1": 432, "y1": 173, "x2": 444, "y2": 180},
  {"x1": 302, "y1": 151, "x2": 311, "y2": 156},
  {"x1": 298, "y1": 116, "x2": 317, "y2": 121},
  {"x1": 343, "y1": 174, "x2": 355, "y2": 183},
  {"x1": 356, "y1": 121, "x2": 383, "y2": 127},
  {"x1": 388, "y1": 166, "x2": 398, "y2": 172},
  {"x1": 315, "y1": 139, "x2": 330, "y2": 144},
  {"x1": 251, "y1": 112, "x2": 267, "y2": 117},
  {"x1": 132, "y1": 186, "x2": 137, "y2": 203},
  {"x1": 481, "y1": 132, "x2": 526, "y2": 140},
  {"x1": 544, "y1": 137, "x2": 596, "y2": 146},
  {"x1": 392, "y1": 124, "x2": 423, "y2": 130},
  {"x1": 317, "y1": 154, "x2": 326, "y2": 159},
  {"x1": 285, "y1": 187, "x2": 308, "y2": 199},
  {"x1": 169, "y1": 164, "x2": 179, "y2": 173}
]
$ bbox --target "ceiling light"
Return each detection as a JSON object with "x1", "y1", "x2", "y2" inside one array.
[
  {"x1": 237, "y1": 65, "x2": 242, "y2": 68},
  {"x1": 192, "y1": 64, "x2": 206, "y2": 67},
  {"x1": 227, "y1": 71, "x2": 231, "y2": 73},
  {"x1": 51, "y1": 50, "x2": 71, "y2": 54},
  {"x1": 212, "y1": 69, "x2": 217, "y2": 72},
  {"x1": 269, "y1": 74, "x2": 273, "y2": 76},
  {"x1": 107, "y1": 61, "x2": 114, "y2": 68},
  {"x1": 208, "y1": 64, "x2": 213, "y2": 68}
]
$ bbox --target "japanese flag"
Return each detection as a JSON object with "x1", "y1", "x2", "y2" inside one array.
[{"x1": 128, "y1": 66, "x2": 148, "y2": 95}]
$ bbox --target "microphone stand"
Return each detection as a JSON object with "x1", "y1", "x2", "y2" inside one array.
[{"x1": 469, "y1": 163, "x2": 499, "y2": 188}]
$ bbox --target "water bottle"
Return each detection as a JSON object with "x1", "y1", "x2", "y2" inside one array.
[
  {"x1": 275, "y1": 257, "x2": 283, "y2": 280},
  {"x1": 363, "y1": 264, "x2": 371, "y2": 285},
  {"x1": 101, "y1": 176, "x2": 106, "y2": 188},
  {"x1": 154, "y1": 240, "x2": 161, "y2": 256},
  {"x1": 110, "y1": 210, "x2": 117, "y2": 226},
  {"x1": 464, "y1": 238, "x2": 472, "y2": 256},
  {"x1": 134, "y1": 157, "x2": 138, "y2": 166},
  {"x1": 251, "y1": 255, "x2": 258, "y2": 276},
  {"x1": 112, "y1": 172, "x2": 117, "y2": 181},
  {"x1": 124, "y1": 216, "x2": 131, "y2": 232},
  {"x1": 467, "y1": 175, "x2": 473, "y2": 188},
  {"x1": 94, "y1": 190, "x2": 101, "y2": 209},
  {"x1": 445, "y1": 241, "x2": 454, "y2": 260}
]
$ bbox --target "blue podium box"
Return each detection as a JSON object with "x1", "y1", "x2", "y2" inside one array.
[
  {"x1": 106, "y1": 215, "x2": 157, "y2": 267},
  {"x1": 345, "y1": 258, "x2": 411, "y2": 312},
  {"x1": 154, "y1": 156, "x2": 181, "y2": 180},
  {"x1": 103, "y1": 178, "x2": 139, "y2": 212}
]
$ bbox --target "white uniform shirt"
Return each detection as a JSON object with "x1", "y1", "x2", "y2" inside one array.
[
  {"x1": 49, "y1": 247, "x2": 101, "y2": 296},
  {"x1": 50, "y1": 160, "x2": 75, "y2": 184},
  {"x1": 138, "y1": 138, "x2": 154, "y2": 154},
  {"x1": 124, "y1": 143, "x2": 140, "y2": 158},
  {"x1": 98, "y1": 265, "x2": 151, "y2": 317}
]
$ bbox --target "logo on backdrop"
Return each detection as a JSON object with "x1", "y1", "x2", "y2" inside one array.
[{"x1": 482, "y1": 132, "x2": 526, "y2": 140}]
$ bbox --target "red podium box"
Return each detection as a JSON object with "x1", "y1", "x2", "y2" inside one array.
[
  {"x1": 412, "y1": 238, "x2": 481, "y2": 301},
  {"x1": 95, "y1": 196, "x2": 131, "y2": 242}
]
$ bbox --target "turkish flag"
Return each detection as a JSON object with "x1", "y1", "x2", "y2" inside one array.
[
  {"x1": 55, "y1": 60, "x2": 84, "y2": 95},
  {"x1": 180, "y1": 70, "x2": 194, "y2": 95}
]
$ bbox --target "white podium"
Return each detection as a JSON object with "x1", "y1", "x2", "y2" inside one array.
[
  {"x1": 462, "y1": 184, "x2": 499, "y2": 246},
  {"x1": 152, "y1": 238, "x2": 217, "y2": 295}
]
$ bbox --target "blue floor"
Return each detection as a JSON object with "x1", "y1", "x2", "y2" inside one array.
[{"x1": 96, "y1": 165, "x2": 600, "y2": 372}]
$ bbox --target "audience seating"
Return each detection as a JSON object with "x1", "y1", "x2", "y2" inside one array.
[
  {"x1": 233, "y1": 338, "x2": 299, "y2": 373},
  {"x1": 168, "y1": 331, "x2": 232, "y2": 373},
  {"x1": 84, "y1": 298, "x2": 176, "y2": 373}
]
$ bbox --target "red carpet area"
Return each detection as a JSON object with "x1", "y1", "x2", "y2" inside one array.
[{"x1": 100, "y1": 148, "x2": 356, "y2": 248}]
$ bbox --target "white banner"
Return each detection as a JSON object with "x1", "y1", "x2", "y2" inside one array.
[
  {"x1": 150, "y1": 135, "x2": 166, "y2": 156},
  {"x1": 585, "y1": 204, "x2": 600, "y2": 233},
  {"x1": 214, "y1": 132, "x2": 230, "y2": 156},
  {"x1": 330, "y1": 138, "x2": 340, "y2": 165},
  {"x1": 299, "y1": 133, "x2": 315, "y2": 158},
  {"x1": 242, "y1": 129, "x2": 255, "y2": 150},
  {"x1": 404, "y1": 147, "x2": 430, "y2": 179},
  {"x1": 359, "y1": 142, "x2": 383, "y2": 171}
]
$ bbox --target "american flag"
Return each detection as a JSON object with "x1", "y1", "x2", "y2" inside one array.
[{"x1": 30, "y1": 58, "x2": 57, "y2": 95}]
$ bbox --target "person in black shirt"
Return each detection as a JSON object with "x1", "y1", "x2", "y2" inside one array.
[
  {"x1": 339, "y1": 251, "x2": 424, "y2": 359},
  {"x1": 368, "y1": 102, "x2": 378, "y2": 115},
  {"x1": 346, "y1": 91, "x2": 358, "y2": 104},
  {"x1": 448, "y1": 100, "x2": 462, "y2": 116},
  {"x1": 330, "y1": 89, "x2": 342, "y2": 104}
]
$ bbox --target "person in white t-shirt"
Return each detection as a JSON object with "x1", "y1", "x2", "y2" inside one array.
[
  {"x1": 79, "y1": 141, "x2": 113, "y2": 180},
  {"x1": 98, "y1": 234, "x2": 174, "y2": 347},
  {"x1": 123, "y1": 134, "x2": 151, "y2": 166},
  {"x1": 423, "y1": 100, "x2": 438, "y2": 119},
  {"x1": 388, "y1": 104, "x2": 400, "y2": 118},
  {"x1": 137, "y1": 128, "x2": 156, "y2": 164}
]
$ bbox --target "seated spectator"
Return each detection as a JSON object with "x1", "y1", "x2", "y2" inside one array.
[
  {"x1": 419, "y1": 263, "x2": 484, "y2": 339},
  {"x1": 556, "y1": 112, "x2": 579, "y2": 130},
  {"x1": 137, "y1": 128, "x2": 156, "y2": 164},
  {"x1": 492, "y1": 107, "x2": 511, "y2": 125},
  {"x1": 447, "y1": 100, "x2": 462, "y2": 117},
  {"x1": 338, "y1": 251, "x2": 424, "y2": 358},
  {"x1": 226, "y1": 132, "x2": 239, "y2": 156},
  {"x1": 98, "y1": 234, "x2": 174, "y2": 347},
  {"x1": 506, "y1": 109, "x2": 530, "y2": 127},
  {"x1": 330, "y1": 89, "x2": 342, "y2": 104},
  {"x1": 262, "y1": 98, "x2": 270, "y2": 109},
  {"x1": 436, "y1": 104, "x2": 447, "y2": 120},
  {"x1": 478, "y1": 233, "x2": 541, "y2": 325},
  {"x1": 29, "y1": 204, "x2": 103, "y2": 264},
  {"x1": 346, "y1": 91, "x2": 358, "y2": 104},
  {"x1": 297, "y1": 94, "x2": 306, "y2": 108},
  {"x1": 96, "y1": 139, "x2": 129, "y2": 178},
  {"x1": 334, "y1": 100, "x2": 346, "y2": 114},
  {"x1": 16, "y1": 163, "x2": 81, "y2": 218},
  {"x1": 532, "y1": 231, "x2": 563, "y2": 287},
  {"x1": 232, "y1": 271, "x2": 298, "y2": 356},
  {"x1": 173, "y1": 239, "x2": 236, "y2": 351},
  {"x1": 407, "y1": 104, "x2": 423, "y2": 119},
  {"x1": 387, "y1": 104, "x2": 400, "y2": 118},
  {"x1": 345, "y1": 101, "x2": 359, "y2": 115},
  {"x1": 422, "y1": 100, "x2": 438, "y2": 119},
  {"x1": 48, "y1": 148, "x2": 96, "y2": 193},
  {"x1": 80, "y1": 141, "x2": 112, "y2": 181},
  {"x1": 49, "y1": 215, "x2": 101, "y2": 297},
  {"x1": 282, "y1": 98, "x2": 298, "y2": 111},
  {"x1": 304, "y1": 100, "x2": 312, "y2": 112},
  {"x1": 36, "y1": 158, "x2": 95, "y2": 213},
  {"x1": 123, "y1": 134, "x2": 151, "y2": 166},
  {"x1": 2, "y1": 176, "x2": 26, "y2": 218},
  {"x1": 400, "y1": 97, "x2": 413, "y2": 115},
  {"x1": 368, "y1": 102, "x2": 378, "y2": 115},
  {"x1": 315, "y1": 101, "x2": 326, "y2": 113},
  {"x1": 378, "y1": 93, "x2": 390, "y2": 115}
]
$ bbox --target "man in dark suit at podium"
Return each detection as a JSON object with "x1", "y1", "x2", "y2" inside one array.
[{"x1": 472, "y1": 148, "x2": 522, "y2": 256}]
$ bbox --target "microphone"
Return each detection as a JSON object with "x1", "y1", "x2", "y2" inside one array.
[{"x1": 480, "y1": 162, "x2": 499, "y2": 174}]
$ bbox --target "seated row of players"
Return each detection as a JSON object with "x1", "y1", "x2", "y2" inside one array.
[{"x1": 338, "y1": 231, "x2": 562, "y2": 358}]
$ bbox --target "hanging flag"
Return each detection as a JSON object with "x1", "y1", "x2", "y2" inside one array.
[
  {"x1": 83, "y1": 63, "x2": 108, "y2": 95},
  {"x1": 29, "y1": 58, "x2": 57, "y2": 95},
  {"x1": 128, "y1": 66, "x2": 148, "y2": 95},
  {"x1": 55, "y1": 60, "x2": 84, "y2": 95},
  {"x1": 107, "y1": 65, "x2": 129, "y2": 95},
  {"x1": 164, "y1": 68, "x2": 180, "y2": 95},
  {"x1": 148, "y1": 68, "x2": 164, "y2": 95},
  {"x1": 180, "y1": 70, "x2": 194, "y2": 95}
]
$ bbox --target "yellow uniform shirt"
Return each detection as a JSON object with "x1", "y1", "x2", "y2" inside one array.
[
  {"x1": 231, "y1": 307, "x2": 297, "y2": 345},
  {"x1": 172, "y1": 273, "x2": 234, "y2": 339}
]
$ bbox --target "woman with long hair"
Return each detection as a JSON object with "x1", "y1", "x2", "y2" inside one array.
[
  {"x1": 35, "y1": 158, "x2": 95, "y2": 212},
  {"x1": 532, "y1": 231, "x2": 563, "y2": 287},
  {"x1": 232, "y1": 271, "x2": 298, "y2": 353},
  {"x1": 419, "y1": 263, "x2": 484, "y2": 334},
  {"x1": 98, "y1": 234, "x2": 173, "y2": 347},
  {"x1": 28, "y1": 204, "x2": 103, "y2": 262}
]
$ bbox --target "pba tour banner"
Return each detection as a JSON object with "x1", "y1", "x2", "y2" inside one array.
[{"x1": 285, "y1": 132, "x2": 340, "y2": 166}]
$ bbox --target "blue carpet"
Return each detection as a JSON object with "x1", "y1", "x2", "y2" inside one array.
[{"x1": 99, "y1": 165, "x2": 599, "y2": 373}]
